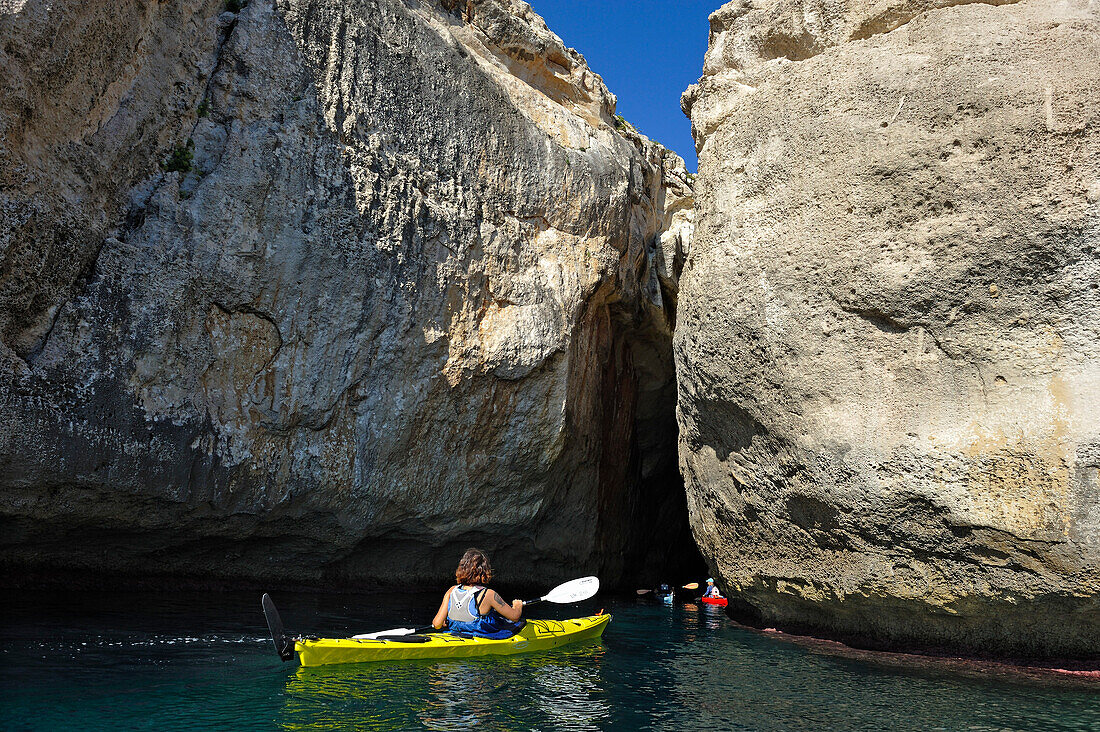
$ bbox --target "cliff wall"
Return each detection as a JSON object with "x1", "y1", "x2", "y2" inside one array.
[
  {"x1": 6, "y1": 0, "x2": 1095, "y2": 658},
  {"x1": 679, "y1": 0, "x2": 1099, "y2": 656},
  {"x1": 0, "y1": 0, "x2": 695, "y2": 587}
]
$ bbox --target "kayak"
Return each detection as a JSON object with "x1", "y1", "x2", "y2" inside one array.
[
  {"x1": 295, "y1": 614, "x2": 611, "y2": 667},
  {"x1": 701, "y1": 596, "x2": 728, "y2": 607}
]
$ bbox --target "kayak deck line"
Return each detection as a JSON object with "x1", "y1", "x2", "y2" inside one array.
[
  {"x1": 294, "y1": 615, "x2": 612, "y2": 667},
  {"x1": 343, "y1": 618, "x2": 579, "y2": 645}
]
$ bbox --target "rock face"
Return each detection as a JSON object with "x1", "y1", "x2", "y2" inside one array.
[
  {"x1": 0, "y1": 0, "x2": 696, "y2": 587},
  {"x1": 679, "y1": 0, "x2": 1099, "y2": 656}
]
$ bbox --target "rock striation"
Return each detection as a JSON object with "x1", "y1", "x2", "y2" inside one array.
[
  {"x1": 679, "y1": 0, "x2": 1100, "y2": 656},
  {"x1": 0, "y1": 0, "x2": 695, "y2": 587}
]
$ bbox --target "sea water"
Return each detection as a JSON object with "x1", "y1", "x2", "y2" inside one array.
[{"x1": 2, "y1": 590, "x2": 1097, "y2": 731}]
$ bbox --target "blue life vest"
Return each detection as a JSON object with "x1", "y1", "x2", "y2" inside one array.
[{"x1": 446, "y1": 585, "x2": 525, "y2": 639}]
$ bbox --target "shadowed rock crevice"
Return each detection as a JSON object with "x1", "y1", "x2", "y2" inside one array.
[{"x1": 588, "y1": 293, "x2": 708, "y2": 588}]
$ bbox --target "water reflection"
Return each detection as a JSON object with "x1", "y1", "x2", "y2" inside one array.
[
  {"x1": 532, "y1": 650, "x2": 610, "y2": 730},
  {"x1": 678, "y1": 599, "x2": 723, "y2": 646},
  {"x1": 700, "y1": 602, "x2": 724, "y2": 630},
  {"x1": 5, "y1": 591, "x2": 1097, "y2": 732},
  {"x1": 280, "y1": 641, "x2": 609, "y2": 731},
  {"x1": 419, "y1": 661, "x2": 517, "y2": 731},
  {"x1": 281, "y1": 662, "x2": 428, "y2": 730}
]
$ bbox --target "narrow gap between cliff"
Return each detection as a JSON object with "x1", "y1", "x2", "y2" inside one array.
[{"x1": 599, "y1": 303, "x2": 708, "y2": 591}]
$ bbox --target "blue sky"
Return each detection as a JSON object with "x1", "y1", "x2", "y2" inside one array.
[{"x1": 529, "y1": 0, "x2": 715, "y2": 171}]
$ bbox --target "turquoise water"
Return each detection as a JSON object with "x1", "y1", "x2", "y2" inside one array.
[{"x1": 2, "y1": 590, "x2": 1097, "y2": 730}]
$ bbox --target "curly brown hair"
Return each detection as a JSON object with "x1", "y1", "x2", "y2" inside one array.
[{"x1": 455, "y1": 548, "x2": 492, "y2": 586}]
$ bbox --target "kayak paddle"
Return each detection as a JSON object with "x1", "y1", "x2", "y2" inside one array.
[
  {"x1": 262, "y1": 593, "x2": 296, "y2": 661},
  {"x1": 640, "y1": 584, "x2": 693, "y2": 594},
  {"x1": 353, "y1": 576, "x2": 601, "y2": 638},
  {"x1": 522, "y1": 576, "x2": 599, "y2": 606}
]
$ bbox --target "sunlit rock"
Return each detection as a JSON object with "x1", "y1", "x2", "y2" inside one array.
[
  {"x1": 678, "y1": 0, "x2": 1099, "y2": 656},
  {"x1": 0, "y1": 0, "x2": 694, "y2": 587}
]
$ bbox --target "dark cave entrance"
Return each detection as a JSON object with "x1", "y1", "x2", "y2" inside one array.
[{"x1": 586, "y1": 294, "x2": 708, "y2": 591}]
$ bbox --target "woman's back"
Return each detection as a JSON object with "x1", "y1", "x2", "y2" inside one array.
[
  {"x1": 447, "y1": 584, "x2": 485, "y2": 623},
  {"x1": 431, "y1": 549, "x2": 526, "y2": 639}
]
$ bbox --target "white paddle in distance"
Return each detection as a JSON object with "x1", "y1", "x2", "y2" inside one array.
[
  {"x1": 352, "y1": 576, "x2": 600, "y2": 639},
  {"x1": 638, "y1": 582, "x2": 699, "y2": 595}
]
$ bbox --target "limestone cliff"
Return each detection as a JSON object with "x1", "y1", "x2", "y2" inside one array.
[
  {"x1": 0, "y1": 0, "x2": 696, "y2": 587},
  {"x1": 679, "y1": 0, "x2": 1099, "y2": 656}
]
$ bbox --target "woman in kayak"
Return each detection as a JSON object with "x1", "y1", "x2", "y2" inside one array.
[
  {"x1": 431, "y1": 548, "x2": 525, "y2": 638},
  {"x1": 702, "y1": 578, "x2": 722, "y2": 598}
]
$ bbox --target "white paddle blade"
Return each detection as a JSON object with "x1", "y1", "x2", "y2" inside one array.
[
  {"x1": 353, "y1": 627, "x2": 416, "y2": 639},
  {"x1": 542, "y1": 576, "x2": 599, "y2": 604}
]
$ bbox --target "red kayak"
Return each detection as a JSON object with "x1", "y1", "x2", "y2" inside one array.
[{"x1": 701, "y1": 596, "x2": 728, "y2": 607}]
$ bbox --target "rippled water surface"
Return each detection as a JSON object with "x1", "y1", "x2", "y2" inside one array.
[{"x1": 2, "y1": 590, "x2": 1097, "y2": 730}]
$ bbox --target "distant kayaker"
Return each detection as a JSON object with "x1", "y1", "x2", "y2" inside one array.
[
  {"x1": 431, "y1": 548, "x2": 525, "y2": 638},
  {"x1": 702, "y1": 578, "x2": 722, "y2": 598}
]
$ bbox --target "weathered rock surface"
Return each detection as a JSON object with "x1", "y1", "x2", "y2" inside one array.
[
  {"x1": 0, "y1": 0, "x2": 696, "y2": 587},
  {"x1": 679, "y1": 0, "x2": 1099, "y2": 656}
]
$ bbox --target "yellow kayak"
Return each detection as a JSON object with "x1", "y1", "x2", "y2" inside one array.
[{"x1": 295, "y1": 615, "x2": 611, "y2": 667}]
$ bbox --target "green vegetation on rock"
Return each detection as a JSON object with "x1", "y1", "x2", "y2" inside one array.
[{"x1": 163, "y1": 140, "x2": 194, "y2": 173}]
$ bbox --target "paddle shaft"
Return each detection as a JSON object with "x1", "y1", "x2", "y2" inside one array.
[
  {"x1": 638, "y1": 585, "x2": 698, "y2": 593},
  {"x1": 355, "y1": 624, "x2": 435, "y2": 639}
]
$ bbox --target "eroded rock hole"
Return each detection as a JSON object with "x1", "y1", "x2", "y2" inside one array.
[{"x1": 588, "y1": 300, "x2": 707, "y2": 590}]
